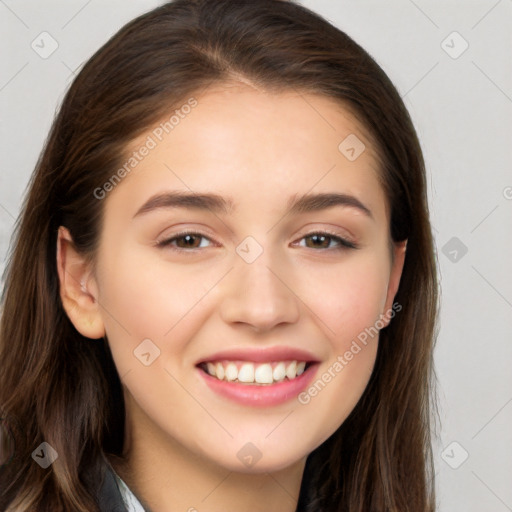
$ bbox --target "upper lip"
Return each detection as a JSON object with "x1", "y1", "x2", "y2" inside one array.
[{"x1": 196, "y1": 346, "x2": 320, "y2": 365}]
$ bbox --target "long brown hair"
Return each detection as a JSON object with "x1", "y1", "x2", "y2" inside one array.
[{"x1": 0, "y1": 1, "x2": 439, "y2": 510}]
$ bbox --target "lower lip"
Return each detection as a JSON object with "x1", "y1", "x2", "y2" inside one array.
[{"x1": 197, "y1": 364, "x2": 319, "y2": 407}]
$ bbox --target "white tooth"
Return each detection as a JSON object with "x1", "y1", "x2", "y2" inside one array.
[
  {"x1": 272, "y1": 362, "x2": 286, "y2": 382},
  {"x1": 206, "y1": 362, "x2": 216, "y2": 377},
  {"x1": 285, "y1": 361, "x2": 297, "y2": 379},
  {"x1": 215, "y1": 362, "x2": 225, "y2": 380},
  {"x1": 255, "y1": 363, "x2": 273, "y2": 384},
  {"x1": 238, "y1": 363, "x2": 255, "y2": 383},
  {"x1": 225, "y1": 363, "x2": 238, "y2": 381},
  {"x1": 296, "y1": 361, "x2": 306, "y2": 376}
]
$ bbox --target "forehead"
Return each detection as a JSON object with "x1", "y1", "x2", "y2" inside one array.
[
  {"x1": 184, "y1": 83, "x2": 379, "y2": 159},
  {"x1": 105, "y1": 85, "x2": 387, "y2": 222},
  {"x1": 128, "y1": 83, "x2": 380, "y2": 167}
]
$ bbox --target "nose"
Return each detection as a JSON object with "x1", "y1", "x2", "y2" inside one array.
[{"x1": 219, "y1": 249, "x2": 300, "y2": 333}]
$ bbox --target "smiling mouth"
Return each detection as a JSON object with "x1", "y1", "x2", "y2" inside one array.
[{"x1": 197, "y1": 360, "x2": 313, "y2": 385}]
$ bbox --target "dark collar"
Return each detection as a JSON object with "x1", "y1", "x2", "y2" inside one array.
[
  {"x1": 95, "y1": 454, "x2": 153, "y2": 512},
  {"x1": 95, "y1": 455, "x2": 129, "y2": 512}
]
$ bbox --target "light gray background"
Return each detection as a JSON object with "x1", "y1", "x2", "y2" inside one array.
[{"x1": 1, "y1": 1, "x2": 511, "y2": 510}]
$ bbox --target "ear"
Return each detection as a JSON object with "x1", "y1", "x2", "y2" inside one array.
[
  {"x1": 56, "y1": 226, "x2": 105, "y2": 339},
  {"x1": 380, "y1": 239, "x2": 407, "y2": 328}
]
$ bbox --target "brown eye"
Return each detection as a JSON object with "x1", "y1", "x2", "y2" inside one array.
[
  {"x1": 299, "y1": 232, "x2": 358, "y2": 250},
  {"x1": 174, "y1": 234, "x2": 203, "y2": 248},
  {"x1": 157, "y1": 232, "x2": 212, "y2": 250}
]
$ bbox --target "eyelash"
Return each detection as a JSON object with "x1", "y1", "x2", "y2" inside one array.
[{"x1": 156, "y1": 230, "x2": 359, "y2": 252}]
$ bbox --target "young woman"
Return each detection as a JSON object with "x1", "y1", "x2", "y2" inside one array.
[{"x1": 0, "y1": 0, "x2": 439, "y2": 510}]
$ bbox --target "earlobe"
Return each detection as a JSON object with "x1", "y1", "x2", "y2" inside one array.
[
  {"x1": 56, "y1": 226, "x2": 105, "y2": 339},
  {"x1": 381, "y1": 239, "x2": 407, "y2": 328}
]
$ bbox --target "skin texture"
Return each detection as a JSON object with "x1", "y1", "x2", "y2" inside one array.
[{"x1": 57, "y1": 83, "x2": 406, "y2": 512}]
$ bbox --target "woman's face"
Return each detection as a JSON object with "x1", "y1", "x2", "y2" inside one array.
[{"x1": 64, "y1": 84, "x2": 405, "y2": 473}]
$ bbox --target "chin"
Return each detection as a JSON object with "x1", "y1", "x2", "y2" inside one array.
[{"x1": 203, "y1": 443, "x2": 310, "y2": 475}]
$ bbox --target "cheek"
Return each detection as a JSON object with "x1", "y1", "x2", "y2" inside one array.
[
  {"x1": 299, "y1": 252, "x2": 390, "y2": 344},
  {"x1": 96, "y1": 247, "x2": 223, "y2": 368},
  {"x1": 295, "y1": 254, "x2": 388, "y2": 421}
]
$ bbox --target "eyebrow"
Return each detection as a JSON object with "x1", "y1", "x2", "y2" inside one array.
[{"x1": 132, "y1": 191, "x2": 373, "y2": 219}]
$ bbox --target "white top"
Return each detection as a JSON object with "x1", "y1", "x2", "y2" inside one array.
[{"x1": 111, "y1": 468, "x2": 147, "y2": 512}]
